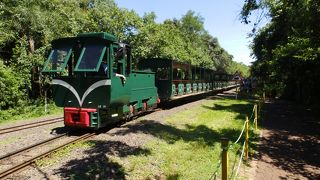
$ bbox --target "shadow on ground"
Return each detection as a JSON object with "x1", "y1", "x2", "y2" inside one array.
[
  {"x1": 56, "y1": 140, "x2": 150, "y2": 179},
  {"x1": 201, "y1": 103, "x2": 254, "y2": 120},
  {"x1": 256, "y1": 100, "x2": 320, "y2": 179},
  {"x1": 53, "y1": 119, "x2": 251, "y2": 179},
  {"x1": 112, "y1": 119, "x2": 251, "y2": 148},
  {"x1": 202, "y1": 95, "x2": 256, "y2": 121}
]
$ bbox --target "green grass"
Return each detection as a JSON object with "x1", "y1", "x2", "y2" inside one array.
[
  {"x1": 0, "y1": 102, "x2": 62, "y2": 125},
  {"x1": 109, "y1": 98, "x2": 259, "y2": 179}
]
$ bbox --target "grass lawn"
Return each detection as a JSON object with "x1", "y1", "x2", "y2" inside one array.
[
  {"x1": 0, "y1": 102, "x2": 62, "y2": 125},
  {"x1": 109, "y1": 97, "x2": 260, "y2": 179}
]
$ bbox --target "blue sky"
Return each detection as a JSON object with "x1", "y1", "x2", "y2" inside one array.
[{"x1": 115, "y1": 0, "x2": 255, "y2": 65}]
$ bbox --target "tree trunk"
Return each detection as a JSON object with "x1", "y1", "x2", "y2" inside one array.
[
  {"x1": 28, "y1": 35, "x2": 35, "y2": 54},
  {"x1": 28, "y1": 35, "x2": 42, "y2": 98}
]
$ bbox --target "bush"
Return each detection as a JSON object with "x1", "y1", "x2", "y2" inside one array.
[
  {"x1": 0, "y1": 99, "x2": 62, "y2": 123},
  {"x1": 0, "y1": 61, "x2": 25, "y2": 110}
]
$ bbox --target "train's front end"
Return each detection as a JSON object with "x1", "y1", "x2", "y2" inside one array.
[{"x1": 42, "y1": 33, "x2": 129, "y2": 129}]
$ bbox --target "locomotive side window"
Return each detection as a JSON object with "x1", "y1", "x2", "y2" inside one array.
[
  {"x1": 113, "y1": 47, "x2": 120, "y2": 74},
  {"x1": 42, "y1": 47, "x2": 71, "y2": 72},
  {"x1": 125, "y1": 47, "x2": 131, "y2": 75},
  {"x1": 75, "y1": 44, "x2": 106, "y2": 71},
  {"x1": 112, "y1": 46, "x2": 125, "y2": 75}
]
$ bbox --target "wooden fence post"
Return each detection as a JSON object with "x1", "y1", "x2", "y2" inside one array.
[
  {"x1": 245, "y1": 115, "x2": 249, "y2": 160},
  {"x1": 254, "y1": 104, "x2": 258, "y2": 130},
  {"x1": 221, "y1": 138, "x2": 229, "y2": 180}
]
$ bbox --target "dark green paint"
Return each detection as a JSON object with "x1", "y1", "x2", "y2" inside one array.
[{"x1": 44, "y1": 32, "x2": 158, "y2": 128}]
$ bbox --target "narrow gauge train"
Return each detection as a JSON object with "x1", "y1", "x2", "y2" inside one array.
[{"x1": 42, "y1": 32, "x2": 236, "y2": 129}]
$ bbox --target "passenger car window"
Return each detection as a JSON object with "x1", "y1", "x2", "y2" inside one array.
[{"x1": 156, "y1": 67, "x2": 169, "y2": 80}]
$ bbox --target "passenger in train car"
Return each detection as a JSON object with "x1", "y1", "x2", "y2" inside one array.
[
  {"x1": 173, "y1": 68, "x2": 178, "y2": 80},
  {"x1": 99, "y1": 61, "x2": 108, "y2": 75}
]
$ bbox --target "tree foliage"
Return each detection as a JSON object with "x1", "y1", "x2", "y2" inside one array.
[
  {"x1": 241, "y1": 0, "x2": 320, "y2": 104},
  {"x1": 0, "y1": 0, "x2": 249, "y2": 110},
  {"x1": 0, "y1": 61, "x2": 24, "y2": 109}
]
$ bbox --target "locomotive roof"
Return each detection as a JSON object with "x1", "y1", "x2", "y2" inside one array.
[
  {"x1": 77, "y1": 32, "x2": 117, "y2": 42},
  {"x1": 51, "y1": 32, "x2": 118, "y2": 45}
]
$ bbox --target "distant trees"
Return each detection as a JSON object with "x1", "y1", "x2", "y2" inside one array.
[
  {"x1": 130, "y1": 10, "x2": 245, "y2": 73},
  {"x1": 241, "y1": 0, "x2": 320, "y2": 104},
  {"x1": 0, "y1": 0, "x2": 249, "y2": 110}
]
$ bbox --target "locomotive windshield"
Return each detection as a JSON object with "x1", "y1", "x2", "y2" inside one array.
[
  {"x1": 74, "y1": 44, "x2": 106, "y2": 72},
  {"x1": 42, "y1": 46, "x2": 72, "y2": 72}
]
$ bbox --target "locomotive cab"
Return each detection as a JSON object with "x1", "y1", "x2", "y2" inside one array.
[{"x1": 42, "y1": 32, "x2": 158, "y2": 129}]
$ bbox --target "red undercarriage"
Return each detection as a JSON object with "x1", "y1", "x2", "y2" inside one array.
[{"x1": 64, "y1": 107, "x2": 96, "y2": 128}]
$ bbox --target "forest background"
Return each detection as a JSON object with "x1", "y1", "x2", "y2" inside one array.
[
  {"x1": 241, "y1": 0, "x2": 320, "y2": 105},
  {"x1": 0, "y1": 0, "x2": 249, "y2": 112}
]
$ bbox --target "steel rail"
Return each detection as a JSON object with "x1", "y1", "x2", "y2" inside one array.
[
  {"x1": 0, "y1": 133, "x2": 95, "y2": 179},
  {"x1": 0, "y1": 133, "x2": 67, "y2": 161},
  {"x1": 0, "y1": 117, "x2": 63, "y2": 135}
]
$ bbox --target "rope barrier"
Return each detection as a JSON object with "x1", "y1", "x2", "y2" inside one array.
[
  {"x1": 210, "y1": 103, "x2": 258, "y2": 180},
  {"x1": 248, "y1": 105, "x2": 256, "y2": 121},
  {"x1": 233, "y1": 121, "x2": 246, "y2": 145},
  {"x1": 228, "y1": 145, "x2": 242, "y2": 179},
  {"x1": 233, "y1": 141, "x2": 246, "y2": 179},
  {"x1": 209, "y1": 152, "x2": 222, "y2": 180}
]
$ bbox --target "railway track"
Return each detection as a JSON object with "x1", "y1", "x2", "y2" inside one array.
[
  {"x1": 0, "y1": 132, "x2": 95, "y2": 179},
  {"x1": 0, "y1": 117, "x2": 63, "y2": 135}
]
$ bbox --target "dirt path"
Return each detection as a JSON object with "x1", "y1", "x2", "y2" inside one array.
[{"x1": 250, "y1": 100, "x2": 320, "y2": 179}]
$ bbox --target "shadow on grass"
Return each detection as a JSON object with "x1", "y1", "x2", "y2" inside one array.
[
  {"x1": 56, "y1": 140, "x2": 150, "y2": 179},
  {"x1": 112, "y1": 120, "x2": 255, "y2": 148},
  {"x1": 55, "y1": 119, "x2": 259, "y2": 179},
  {"x1": 201, "y1": 102, "x2": 255, "y2": 120}
]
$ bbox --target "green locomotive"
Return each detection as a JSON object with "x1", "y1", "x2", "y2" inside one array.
[
  {"x1": 42, "y1": 32, "x2": 236, "y2": 129},
  {"x1": 42, "y1": 32, "x2": 158, "y2": 128}
]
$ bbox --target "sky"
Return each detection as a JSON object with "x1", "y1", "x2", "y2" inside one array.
[{"x1": 115, "y1": 0, "x2": 255, "y2": 66}]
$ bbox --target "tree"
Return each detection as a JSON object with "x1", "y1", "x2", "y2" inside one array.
[
  {"x1": 0, "y1": 0, "x2": 246, "y2": 110},
  {"x1": 241, "y1": 0, "x2": 320, "y2": 103},
  {"x1": 0, "y1": 61, "x2": 24, "y2": 109}
]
